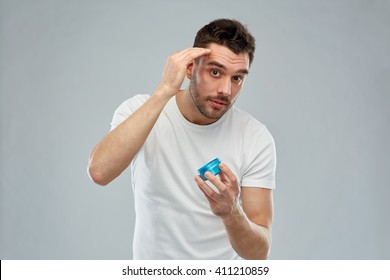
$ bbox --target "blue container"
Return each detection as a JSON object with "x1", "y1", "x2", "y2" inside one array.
[{"x1": 197, "y1": 158, "x2": 221, "y2": 181}]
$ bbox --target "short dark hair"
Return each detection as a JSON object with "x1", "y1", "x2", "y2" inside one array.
[{"x1": 193, "y1": 19, "x2": 256, "y2": 65}]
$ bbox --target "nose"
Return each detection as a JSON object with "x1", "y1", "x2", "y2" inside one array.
[{"x1": 217, "y1": 77, "x2": 232, "y2": 96}]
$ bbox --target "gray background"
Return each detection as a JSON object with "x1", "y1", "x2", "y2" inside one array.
[{"x1": 1, "y1": 0, "x2": 389, "y2": 259}]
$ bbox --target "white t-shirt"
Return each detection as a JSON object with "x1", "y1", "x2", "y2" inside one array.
[{"x1": 111, "y1": 94, "x2": 276, "y2": 259}]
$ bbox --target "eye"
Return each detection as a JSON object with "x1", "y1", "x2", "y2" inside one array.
[
  {"x1": 211, "y1": 69, "x2": 221, "y2": 77},
  {"x1": 232, "y1": 76, "x2": 243, "y2": 84}
]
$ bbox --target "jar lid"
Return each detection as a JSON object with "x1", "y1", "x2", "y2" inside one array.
[{"x1": 197, "y1": 158, "x2": 221, "y2": 181}]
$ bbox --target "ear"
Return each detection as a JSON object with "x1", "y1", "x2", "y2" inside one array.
[{"x1": 186, "y1": 62, "x2": 194, "y2": 79}]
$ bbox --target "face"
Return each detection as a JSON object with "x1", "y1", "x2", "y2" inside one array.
[{"x1": 188, "y1": 43, "x2": 250, "y2": 124}]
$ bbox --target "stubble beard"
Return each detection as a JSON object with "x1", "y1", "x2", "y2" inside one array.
[{"x1": 189, "y1": 73, "x2": 233, "y2": 121}]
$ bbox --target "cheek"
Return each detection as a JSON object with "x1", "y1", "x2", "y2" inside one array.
[
  {"x1": 196, "y1": 71, "x2": 210, "y2": 84},
  {"x1": 194, "y1": 72, "x2": 216, "y2": 92},
  {"x1": 232, "y1": 84, "x2": 242, "y2": 94},
  {"x1": 232, "y1": 79, "x2": 245, "y2": 92},
  {"x1": 228, "y1": 85, "x2": 242, "y2": 101}
]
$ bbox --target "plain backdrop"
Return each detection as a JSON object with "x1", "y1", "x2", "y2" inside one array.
[{"x1": 1, "y1": 0, "x2": 389, "y2": 259}]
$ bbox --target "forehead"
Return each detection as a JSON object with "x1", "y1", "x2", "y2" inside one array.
[{"x1": 200, "y1": 43, "x2": 249, "y2": 72}]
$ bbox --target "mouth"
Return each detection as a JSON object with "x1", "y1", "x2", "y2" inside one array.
[{"x1": 208, "y1": 98, "x2": 228, "y2": 109}]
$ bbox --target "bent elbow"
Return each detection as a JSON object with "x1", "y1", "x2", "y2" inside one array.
[{"x1": 87, "y1": 164, "x2": 110, "y2": 186}]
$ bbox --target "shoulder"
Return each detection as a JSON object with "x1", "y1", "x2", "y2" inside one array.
[
  {"x1": 229, "y1": 106, "x2": 275, "y2": 149},
  {"x1": 230, "y1": 106, "x2": 268, "y2": 134},
  {"x1": 116, "y1": 94, "x2": 150, "y2": 113},
  {"x1": 110, "y1": 94, "x2": 150, "y2": 131}
]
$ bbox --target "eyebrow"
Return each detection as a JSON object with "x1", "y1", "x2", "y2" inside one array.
[{"x1": 206, "y1": 61, "x2": 249, "y2": 75}]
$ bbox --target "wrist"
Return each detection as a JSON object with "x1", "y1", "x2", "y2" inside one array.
[
  {"x1": 222, "y1": 204, "x2": 246, "y2": 226},
  {"x1": 155, "y1": 83, "x2": 179, "y2": 99}
]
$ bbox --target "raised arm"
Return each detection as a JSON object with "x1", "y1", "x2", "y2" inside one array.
[{"x1": 88, "y1": 48, "x2": 211, "y2": 185}]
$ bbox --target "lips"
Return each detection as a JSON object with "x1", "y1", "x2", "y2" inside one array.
[{"x1": 209, "y1": 99, "x2": 228, "y2": 109}]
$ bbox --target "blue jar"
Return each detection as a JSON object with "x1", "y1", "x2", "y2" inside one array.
[{"x1": 197, "y1": 158, "x2": 221, "y2": 181}]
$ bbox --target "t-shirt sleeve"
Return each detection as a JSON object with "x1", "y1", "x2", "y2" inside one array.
[
  {"x1": 110, "y1": 94, "x2": 150, "y2": 131},
  {"x1": 241, "y1": 126, "x2": 277, "y2": 189}
]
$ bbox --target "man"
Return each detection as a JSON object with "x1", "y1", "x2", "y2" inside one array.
[{"x1": 88, "y1": 19, "x2": 276, "y2": 260}]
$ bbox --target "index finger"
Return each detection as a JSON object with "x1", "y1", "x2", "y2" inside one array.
[{"x1": 177, "y1": 47, "x2": 211, "y2": 61}]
